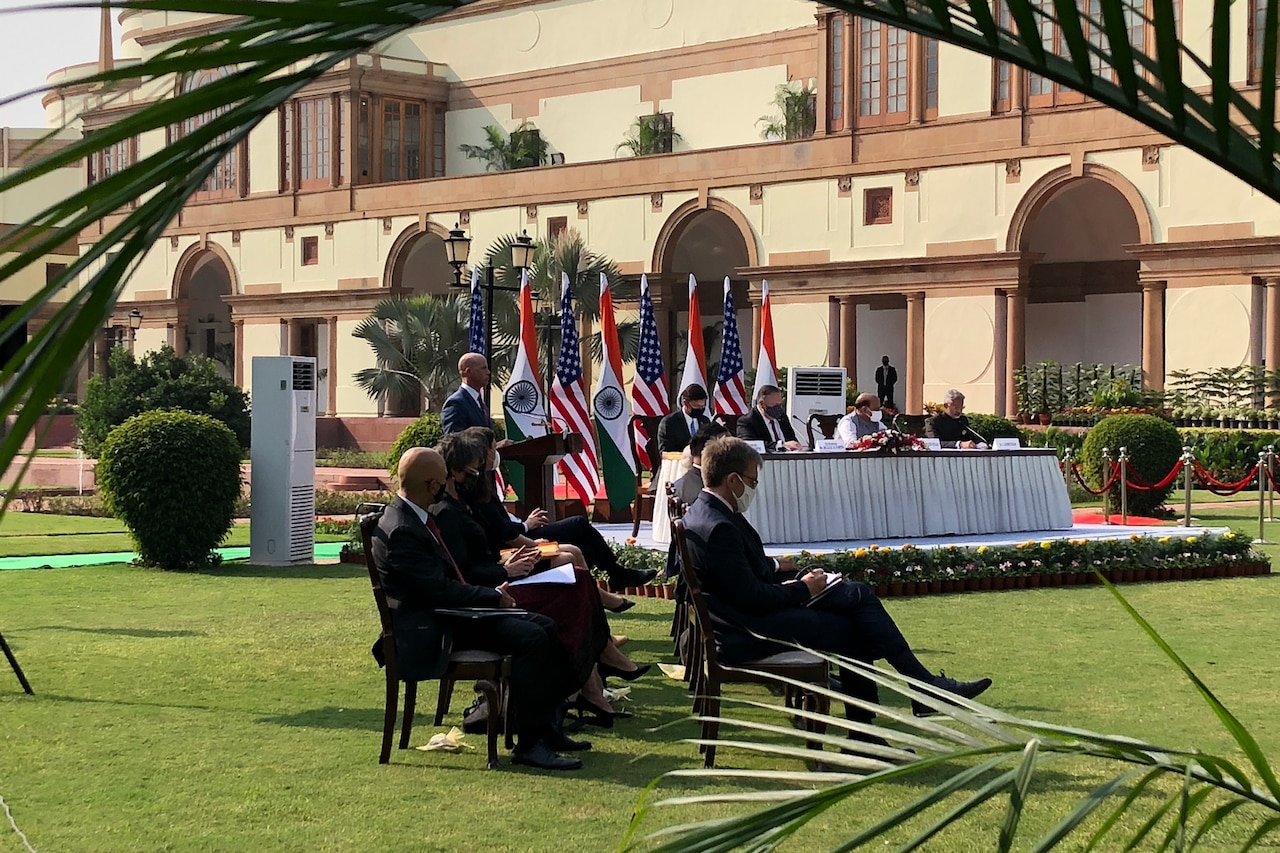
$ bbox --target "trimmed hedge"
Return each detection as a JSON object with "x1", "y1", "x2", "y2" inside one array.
[
  {"x1": 97, "y1": 411, "x2": 243, "y2": 570},
  {"x1": 1081, "y1": 414, "x2": 1183, "y2": 516},
  {"x1": 964, "y1": 414, "x2": 1021, "y2": 443},
  {"x1": 387, "y1": 414, "x2": 444, "y2": 476}
]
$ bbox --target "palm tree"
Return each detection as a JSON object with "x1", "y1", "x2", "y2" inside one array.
[
  {"x1": 758, "y1": 79, "x2": 817, "y2": 141},
  {"x1": 616, "y1": 114, "x2": 682, "y2": 156},
  {"x1": 351, "y1": 293, "x2": 516, "y2": 414},
  {"x1": 457, "y1": 121, "x2": 549, "y2": 171}
]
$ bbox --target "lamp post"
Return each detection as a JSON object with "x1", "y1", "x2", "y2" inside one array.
[
  {"x1": 445, "y1": 226, "x2": 535, "y2": 403},
  {"x1": 128, "y1": 309, "x2": 142, "y2": 351}
]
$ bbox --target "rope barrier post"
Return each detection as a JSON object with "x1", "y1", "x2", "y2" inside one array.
[
  {"x1": 1268, "y1": 445, "x2": 1277, "y2": 522},
  {"x1": 1062, "y1": 447, "x2": 1072, "y2": 493},
  {"x1": 1182, "y1": 446, "x2": 1193, "y2": 528},
  {"x1": 1257, "y1": 451, "x2": 1271, "y2": 545},
  {"x1": 1118, "y1": 446, "x2": 1129, "y2": 526},
  {"x1": 1101, "y1": 447, "x2": 1112, "y2": 524}
]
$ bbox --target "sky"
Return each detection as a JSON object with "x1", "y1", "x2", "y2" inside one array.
[{"x1": 0, "y1": 0, "x2": 108, "y2": 128}]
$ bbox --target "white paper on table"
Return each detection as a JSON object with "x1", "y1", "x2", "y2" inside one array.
[{"x1": 508, "y1": 564, "x2": 577, "y2": 587}]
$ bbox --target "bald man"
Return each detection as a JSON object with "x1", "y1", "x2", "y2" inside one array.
[
  {"x1": 836, "y1": 392, "x2": 887, "y2": 446},
  {"x1": 442, "y1": 352, "x2": 492, "y2": 434},
  {"x1": 370, "y1": 447, "x2": 586, "y2": 770}
]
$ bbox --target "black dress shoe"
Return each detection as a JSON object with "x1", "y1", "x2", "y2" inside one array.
[
  {"x1": 913, "y1": 673, "x2": 992, "y2": 716},
  {"x1": 545, "y1": 730, "x2": 592, "y2": 752},
  {"x1": 608, "y1": 567, "x2": 658, "y2": 592},
  {"x1": 511, "y1": 742, "x2": 583, "y2": 771},
  {"x1": 604, "y1": 599, "x2": 636, "y2": 614},
  {"x1": 598, "y1": 662, "x2": 651, "y2": 682}
]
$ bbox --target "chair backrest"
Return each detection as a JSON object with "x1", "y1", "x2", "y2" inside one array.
[
  {"x1": 714, "y1": 413, "x2": 741, "y2": 437},
  {"x1": 894, "y1": 413, "x2": 928, "y2": 435},
  {"x1": 628, "y1": 414, "x2": 664, "y2": 476},
  {"x1": 672, "y1": 519, "x2": 720, "y2": 671},
  {"x1": 359, "y1": 509, "x2": 393, "y2": 637},
  {"x1": 805, "y1": 413, "x2": 842, "y2": 446},
  {"x1": 665, "y1": 481, "x2": 686, "y2": 521}
]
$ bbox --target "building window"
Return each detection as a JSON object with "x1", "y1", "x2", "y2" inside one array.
[
  {"x1": 45, "y1": 262, "x2": 67, "y2": 284},
  {"x1": 178, "y1": 67, "x2": 245, "y2": 201},
  {"x1": 280, "y1": 104, "x2": 292, "y2": 191},
  {"x1": 301, "y1": 236, "x2": 319, "y2": 266},
  {"x1": 864, "y1": 188, "x2": 893, "y2": 225},
  {"x1": 381, "y1": 98, "x2": 424, "y2": 182},
  {"x1": 923, "y1": 37, "x2": 939, "y2": 119},
  {"x1": 338, "y1": 95, "x2": 349, "y2": 185},
  {"x1": 87, "y1": 136, "x2": 136, "y2": 185},
  {"x1": 1250, "y1": 0, "x2": 1270, "y2": 83},
  {"x1": 299, "y1": 95, "x2": 331, "y2": 190},
  {"x1": 357, "y1": 94, "x2": 371, "y2": 181},
  {"x1": 1026, "y1": 0, "x2": 1086, "y2": 107},
  {"x1": 857, "y1": 20, "x2": 910, "y2": 127},
  {"x1": 432, "y1": 105, "x2": 446, "y2": 177},
  {"x1": 828, "y1": 15, "x2": 847, "y2": 131},
  {"x1": 548, "y1": 216, "x2": 568, "y2": 241}
]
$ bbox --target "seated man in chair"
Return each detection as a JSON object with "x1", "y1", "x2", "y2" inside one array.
[
  {"x1": 370, "y1": 447, "x2": 585, "y2": 770},
  {"x1": 681, "y1": 436, "x2": 992, "y2": 731}
]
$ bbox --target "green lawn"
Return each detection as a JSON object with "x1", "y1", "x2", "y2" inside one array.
[
  {"x1": 4, "y1": 563, "x2": 1280, "y2": 851},
  {"x1": 0, "y1": 513, "x2": 346, "y2": 557}
]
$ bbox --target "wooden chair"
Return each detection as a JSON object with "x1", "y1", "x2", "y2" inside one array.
[
  {"x1": 714, "y1": 413, "x2": 742, "y2": 436},
  {"x1": 359, "y1": 510, "x2": 510, "y2": 769},
  {"x1": 627, "y1": 414, "x2": 664, "y2": 537},
  {"x1": 805, "y1": 413, "x2": 843, "y2": 447},
  {"x1": 671, "y1": 519, "x2": 830, "y2": 768},
  {"x1": 894, "y1": 413, "x2": 928, "y2": 435}
]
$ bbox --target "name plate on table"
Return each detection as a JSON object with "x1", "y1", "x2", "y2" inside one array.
[
  {"x1": 744, "y1": 440, "x2": 767, "y2": 453},
  {"x1": 993, "y1": 437, "x2": 1022, "y2": 450},
  {"x1": 921, "y1": 438, "x2": 942, "y2": 451},
  {"x1": 815, "y1": 439, "x2": 847, "y2": 453}
]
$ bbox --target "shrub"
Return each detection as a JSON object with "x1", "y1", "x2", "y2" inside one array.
[
  {"x1": 386, "y1": 414, "x2": 444, "y2": 475},
  {"x1": 964, "y1": 414, "x2": 1021, "y2": 443},
  {"x1": 1081, "y1": 414, "x2": 1183, "y2": 516},
  {"x1": 1178, "y1": 428, "x2": 1280, "y2": 483},
  {"x1": 77, "y1": 345, "x2": 251, "y2": 457},
  {"x1": 314, "y1": 489, "x2": 395, "y2": 516},
  {"x1": 315, "y1": 448, "x2": 389, "y2": 469},
  {"x1": 97, "y1": 411, "x2": 243, "y2": 570},
  {"x1": 1023, "y1": 426, "x2": 1087, "y2": 458}
]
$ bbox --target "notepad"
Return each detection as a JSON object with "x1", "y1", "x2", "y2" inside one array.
[
  {"x1": 500, "y1": 541, "x2": 560, "y2": 561},
  {"x1": 508, "y1": 564, "x2": 577, "y2": 587},
  {"x1": 804, "y1": 574, "x2": 844, "y2": 607}
]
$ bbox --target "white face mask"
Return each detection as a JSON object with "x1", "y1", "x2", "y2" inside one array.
[
  {"x1": 870, "y1": 410, "x2": 883, "y2": 423},
  {"x1": 734, "y1": 476, "x2": 757, "y2": 513}
]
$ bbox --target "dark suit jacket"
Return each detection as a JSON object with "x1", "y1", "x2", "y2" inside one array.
[
  {"x1": 370, "y1": 497, "x2": 502, "y2": 681},
  {"x1": 673, "y1": 466, "x2": 704, "y2": 507},
  {"x1": 925, "y1": 413, "x2": 978, "y2": 445},
  {"x1": 430, "y1": 494, "x2": 509, "y2": 589},
  {"x1": 875, "y1": 365, "x2": 897, "y2": 392},
  {"x1": 657, "y1": 409, "x2": 710, "y2": 453},
  {"x1": 681, "y1": 493, "x2": 810, "y2": 660},
  {"x1": 735, "y1": 408, "x2": 798, "y2": 452},
  {"x1": 441, "y1": 386, "x2": 490, "y2": 434}
]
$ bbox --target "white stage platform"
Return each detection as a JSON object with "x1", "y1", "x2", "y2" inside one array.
[{"x1": 597, "y1": 521, "x2": 1227, "y2": 558}]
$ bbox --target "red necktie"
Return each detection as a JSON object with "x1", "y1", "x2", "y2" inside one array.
[
  {"x1": 425, "y1": 516, "x2": 467, "y2": 583},
  {"x1": 770, "y1": 420, "x2": 782, "y2": 442}
]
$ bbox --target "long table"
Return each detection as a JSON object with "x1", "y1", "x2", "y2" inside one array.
[{"x1": 652, "y1": 449, "x2": 1073, "y2": 545}]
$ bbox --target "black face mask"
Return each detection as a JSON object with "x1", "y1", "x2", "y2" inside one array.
[
  {"x1": 457, "y1": 470, "x2": 486, "y2": 502},
  {"x1": 764, "y1": 404, "x2": 785, "y2": 420},
  {"x1": 688, "y1": 405, "x2": 706, "y2": 417}
]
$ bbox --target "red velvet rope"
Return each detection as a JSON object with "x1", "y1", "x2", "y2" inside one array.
[
  {"x1": 1191, "y1": 461, "x2": 1260, "y2": 495},
  {"x1": 1071, "y1": 463, "x2": 1121, "y2": 496},
  {"x1": 1123, "y1": 459, "x2": 1185, "y2": 492},
  {"x1": 1268, "y1": 464, "x2": 1280, "y2": 493}
]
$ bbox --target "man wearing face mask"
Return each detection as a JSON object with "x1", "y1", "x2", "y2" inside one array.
[
  {"x1": 680, "y1": 436, "x2": 993, "y2": 733},
  {"x1": 836, "y1": 392, "x2": 888, "y2": 446},
  {"x1": 735, "y1": 385, "x2": 801, "y2": 452},
  {"x1": 657, "y1": 384, "x2": 711, "y2": 453}
]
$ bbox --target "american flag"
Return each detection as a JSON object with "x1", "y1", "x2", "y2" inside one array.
[
  {"x1": 467, "y1": 267, "x2": 485, "y2": 356},
  {"x1": 712, "y1": 277, "x2": 749, "y2": 415},
  {"x1": 630, "y1": 275, "x2": 669, "y2": 470},
  {"x1": 548, "y1": 273, "x2": 601, "y2": 506}
]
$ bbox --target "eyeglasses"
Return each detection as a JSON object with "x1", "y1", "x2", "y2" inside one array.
[{"x1": 738, "y1": 472, "x2": 759, "y2": 488}]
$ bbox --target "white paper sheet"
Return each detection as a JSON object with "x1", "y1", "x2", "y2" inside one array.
[{"x1": 508, "y1": 564, "x2": 577, "y2": 587}]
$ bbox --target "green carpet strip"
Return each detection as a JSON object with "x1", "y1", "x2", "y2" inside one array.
[{"x1": 0, "y1": 542, "x2": 346, "y2": 571}]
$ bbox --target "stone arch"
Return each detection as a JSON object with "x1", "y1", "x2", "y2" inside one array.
[
  {"x1": 382, "y1": 221, "x2": 453, "y2": 295},
  {"x1": 172, "y1": 240, "x2": 240, "y2": 300},
  {"x1": 172, "y1": 241, "x2": 238, "y2": 377},
  {"x1": 1006, "y1": 163, "x2": 1154, "y2": 253},
  {"x1": 651, "y1": 197, "x2": 760, "y2": 275}
]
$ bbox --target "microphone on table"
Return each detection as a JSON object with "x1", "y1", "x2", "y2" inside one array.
[{"x1": 967, "y1": 426, "x2": 990, "y2": 448}]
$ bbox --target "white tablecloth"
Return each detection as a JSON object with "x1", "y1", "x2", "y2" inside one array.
[
  {"x1": 655, "y1": 449, "x2": 1072, "y2": 545},
  {"x1": 650, "y1": 454, "x2": 687, "y2": 545}
]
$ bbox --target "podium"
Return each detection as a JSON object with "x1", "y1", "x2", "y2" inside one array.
[{"x1": 502, "y1": 432, "x2": 585, "y2": 517}]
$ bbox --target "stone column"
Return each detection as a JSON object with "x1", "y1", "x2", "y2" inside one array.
[
  {"x1": 905, "y1": 292, "x2": 926, "y2": 414},
  {"x1": 173, "y1": 322, "x2": 188, "y2": 357},
  {"x1": 840, "y1": 297, "x2": 857, "y2": 384},
  {"x1": 328, "y1": 315, "x2": 339, "y2": 416},
  {"x1": 827, "y1": 298, "x2": 841, "y2": 367},
  {"x1": 1267, "y1": 278, "x2": 1280, "y2": 408},
  {"x1": 1010, "y1": 63, "x2": 1025, "y2": 112},
  {"x1": 909, "y1": 33, "x2": 924, "y2": 125},
  {"x1": 233, "y1": 319, "x2": 244, "y2": 387},
  {"x1": 280, "y1": 319, "x2": 291, "y2": 356},
  {"x1": 1141, "y1": 280, "x2": 1166, "y2": 391},
  {"x1": 1004, "y1": 288, "x2": 1026, "y2": 417}
]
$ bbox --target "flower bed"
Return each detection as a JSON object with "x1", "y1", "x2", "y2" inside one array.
[{"x1": 792, "y1": 531, "x2": 1269, "y2": 597}]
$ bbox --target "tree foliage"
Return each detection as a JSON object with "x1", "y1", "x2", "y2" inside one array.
[
  {"x1": 386, "y1": 413, "x2": 444, "y2": 476},
  {"x1": 97, "y1": 410, "x2": 242, "y2": 570},
  {"x1": 758, "y1": 79, "x2": 817, "y2": 141},
  {"x1": 76, "y1": 345, "x2": 251, "y2": 457},
  {"x1": 457, "y1": 121, "x2": 548, "y2": 171},
  {"x1": 616, "y1": 114, "x2": 682, "y2": 156},
  {"x1": 1082, "y1": 413, "x2": 1184, "y2": 515}
]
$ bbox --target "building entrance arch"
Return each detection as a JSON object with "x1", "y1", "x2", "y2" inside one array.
[{"x1": 173, "y1": 243, "x2": 237, "y2": 379}]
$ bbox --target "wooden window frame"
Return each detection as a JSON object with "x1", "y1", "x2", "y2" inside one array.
[
  {"x1": 1026, "y1": 0, "x2": 1086, "y2": 108},
  {"x1": 87, "y1": 136, "x2": 137, "y2": 187},
  {"x1": 280, "y1": 103, "x2": 292, "y2": 192},
  {"x1": 179, "y1": 68, "x2": 248, "y2": 202},
  {"x1": 301, "y1": 235, "x2": 319, "y2": 266},
  {"x1": 381, "y1": 97, "x2": 426, "y2": 183},
  {"x1": 864, "y1": 187, "x2": 893, "y2": 225},
  {"x1": 298, "y1": 95, "x2": 334, "y2": 191},
  {"x1": 1249, "y1": 0, "x2": 1267, "y2": 84},
  {"x1": 548, "y1": 216, "x2": 568, "y2": 241},
  {"x1": 827, "y1": 14, "x2": 848, "y2": 132},
  {"x1": 356, "y1": 93, "x2": 372, "y2": 183},
  {"x1": 856, "y1": 18, "x2": 911, "y2": 128},
  {"x1": 923, "y1": 36, "x2": 939, "y2": 120}
]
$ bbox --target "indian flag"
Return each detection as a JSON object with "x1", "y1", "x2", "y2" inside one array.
[
  {"x1": 678, "y1": 273, "x2": 706, "y2": 399},
  {"x1": 501, "y1": 269, "x2": 546, "y2": 500},
  {"x1": 752, "y1": 279, "x2": 778, "y2": 401},
  {"x1": 592, "y1": 272, "x2": 636, "y2": 510}
]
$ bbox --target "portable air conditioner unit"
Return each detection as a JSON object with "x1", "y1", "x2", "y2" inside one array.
[
  {"x1": 250, "y1": 356, "x2": 317, "y2": 566},
  {"x1": 786, "y1": 366, "x2": 848, "y2": 448}
]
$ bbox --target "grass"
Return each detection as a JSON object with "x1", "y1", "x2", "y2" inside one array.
[
  {"x1": 0, "y1": 513, "x2": 346, "y2": 557},
  {"x1": 3, "y1": 563, "x2": 1280, "y2": 850}
]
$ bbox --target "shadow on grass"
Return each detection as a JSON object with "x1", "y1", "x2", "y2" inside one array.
[
  {"x1": 258, "y1": 705, "x2": 386, "y2": 730},
  {"x1": 202, "y1": 563, "x2": 366, "y2": 580},
  {"x1": 27, "y1": 625, "x2": 204, "y2": 639}
]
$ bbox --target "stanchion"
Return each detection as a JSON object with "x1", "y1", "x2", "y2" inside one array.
[
  {"x1": 1062, "y1": 447, "x2": 1073, "y2": 493},
  {"x1": 1257, "y1": 450, "x2": 1271, "y2": 545},
  {"x1": 1118, "y1": 446, "x2": 1129, "y2": 526},
  {"x1": 1101, "y1": 447, "x2": 1112, "y2": 524},
  {"x1": 1267, "y1": 445, "x2": 1277, "y2": 522},
  {"x1": 1182, "y1": 446, "x2": 1194, "y2": 528}
]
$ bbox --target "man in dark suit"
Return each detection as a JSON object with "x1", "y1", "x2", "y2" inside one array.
[
  {"x1": 370, "y1": 447, "x2": 585, "y2": 770},
  {"x1": 441, "y1": 352, "x2": 492, "y2": 434},
  {"x1": 681, "y1": 436, "x2": 992, "y2": 726},
  {"x1": 735, "y1": 385, "x2": 800, "y2": 452},
  {"x1": 875, "y1": 355, "x2": 898, "y2": 410},
  {"x1": 925, "y1": 388, "x2": 982, "y2": 448},
  {"x1": 657, "y1": 384, "x2": 711, "y2": 453},
  {"x1": 673, "y1": 422, "x2": 729, "y2": 507}
]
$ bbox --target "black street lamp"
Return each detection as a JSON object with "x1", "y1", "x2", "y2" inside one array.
[
  {"x1": 128, "y1": 309, "x2": 142, "y2": 350},
  {"x1": 446, "y1": 226, "x2": 535, "y2": 403}
]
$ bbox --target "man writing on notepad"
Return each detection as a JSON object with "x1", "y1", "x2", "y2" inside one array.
[{"x1": 680, "y1": 437, "x2": 992, "y2": 734}]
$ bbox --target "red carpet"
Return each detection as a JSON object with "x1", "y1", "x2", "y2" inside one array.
[{"x1": 1071, "y1": 510, "x2": 1170, "y2": 526}]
